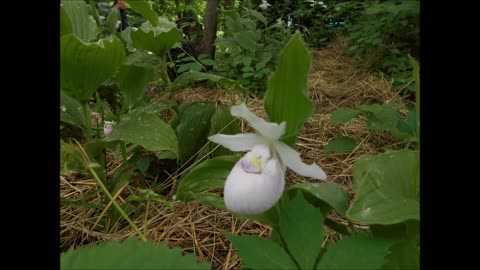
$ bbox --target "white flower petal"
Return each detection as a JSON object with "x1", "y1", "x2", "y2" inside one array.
[
  {"x1": 224, "y1": 158, "x2": 284, "y2": 215},
  {"x1": 231, "y1": 103, "x2": 286, "y2": 140},
  {"x1": 274, "y1": 141, "x2": 327, "y2": 180},
  {"x1": 208, "y1": 133, "x2": 265, "y2": 152}
]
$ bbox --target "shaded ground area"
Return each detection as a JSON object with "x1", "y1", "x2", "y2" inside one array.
[{"x1": 60, "y1": 38, "x2": 407, "y2": 269}]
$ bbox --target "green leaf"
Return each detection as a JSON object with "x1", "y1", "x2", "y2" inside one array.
[
  {"x1": 176, "y1": 102, "x2": 215, "y2": 162},
  {"x1": 177, "y1": 62, "x2": 202, "y2": 73},
  {"x1": 188, "y1": 192, "x2": 225, "y2": 209},
  {"x1": 123, "y1": 50, "x2": 161, "y2": 70},
  {"x1": 128, "y1": 99, "x2": 171, "y2": 115},
  {"x1": 116, "y1": 64, "x2": 155, "y2": 110},
  {"x1": 61, "y1": 34, "x2": 125, "y2": 101},
  {"x1": 280, "y1": 192, "x2": 325, "y2": 270},
  {"x1": 60, "y1": 90, "x2": 88, "y2": 128},
  {"x1": 60, "y1": 6, "x2": 73, "y2": 37},
  {"x1": 136, "y1": 157, "x2": 150, "y2": 173},
  {"x1": 264, "y1": 33, "x2": 313, "y2": 147},
  {"x1": 61, "y1": 238, "x2": 210, "y2": 269},
  {"x1": 209, "y1": 103, "x2": 240, "y2": 157},
  {"x1": 225, "y1": 233, "x2": 298, "y2": 270},
  {"x1": 131, "y1": 18, "x2": 182, "y2": 56},
  {"x1": 127, "y1": 0, "x2": 159, "y2": 27},
  {"x1": 286, "y1": 182, "x2": 350, "y2": 216},
  {"x1": 119, "y1": 26, "x2": 133, "y2": 51},
  {"x1": 382, "y1": 237, "x2": 419, "y2": 269},
  {"x1": 199, "y1": 58, "x2": 215, "y2": 66},
  {"x1": 172, "y1": 71, "x2": 246, "y2": 93},
  {"x1": 324, "y1": 136, "x2": 357, "y2": 154},
  {"x1": 317, "y1": 233, "x2": 395, "y2": 270},
  {"x1": 347, "y1": 149, "x2": 420, "y2": 224},
  {"x1": 249, "y1": 9, "x2": 267, "y2": 25},
  {"x1": 357, "y1": 103, "x2": 383, "y2": 113},
  {"x1": 87, "y1": 1, "x2": 102, "y2": 27},
  {"x1": 104, "y1": 112, "x2": 178, "y2": 159},
  {"x1": 104, "y1": 6, "x2": 120, "y2": 35},
  {"x1": 60, "y1": 140, "x2": 84, "y2": 173},
  {"x1": 61, "y1": 0, "x2": 99, "y2": 42},
  {"x1": 236, "y1": 30, "x2": 258, "y2": 52},
  {"x1": 176, "y1": 155, "x2": 240, "y2": 208},
  {"x1": 367, "y1": 106, "x2": 402, "y2": 132},
  {"x1": 330, "y1": 108, "x2": 360, "y2": 123}
]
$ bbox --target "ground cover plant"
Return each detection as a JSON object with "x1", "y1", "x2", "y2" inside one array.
[{"x1": 60, "y1": 1, "x2": 419, "y2": 269}]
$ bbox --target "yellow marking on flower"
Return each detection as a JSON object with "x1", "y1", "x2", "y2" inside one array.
[{"x1": 249, "y1": 155, "x2": 262, "y2": 170}]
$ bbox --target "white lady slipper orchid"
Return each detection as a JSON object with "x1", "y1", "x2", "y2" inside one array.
[
  {"x1": 259, "y1": 0, "x2": 271, "y2": 11},
  {"x1": 209, "y1": 103, "x2": 327, "y2": 215}
]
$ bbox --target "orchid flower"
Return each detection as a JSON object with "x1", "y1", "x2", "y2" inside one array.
[
  {"x1": 259, "y1": 0, "x2": 271, "y2": 11},
  {"x1": 104, "y1": 121, "x2": 115, "y2": 136},
  {"x1": 208, "y1": 103, "x2": 326, "y2": 215}
]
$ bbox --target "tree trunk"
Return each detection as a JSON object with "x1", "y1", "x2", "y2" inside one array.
[{"x1": 202, "y1": 0, "x2": 219, "y2": 59}]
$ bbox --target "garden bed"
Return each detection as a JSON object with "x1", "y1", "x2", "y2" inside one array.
[{"x1": 60, "y1": 37, "x2": 407, "y2": 270}]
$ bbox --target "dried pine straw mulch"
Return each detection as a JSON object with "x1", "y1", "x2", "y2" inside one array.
[{"x1": 60, "y1": 37, "x2": 407, "y2": 269}]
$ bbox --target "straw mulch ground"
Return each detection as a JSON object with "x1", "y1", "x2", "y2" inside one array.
[{"x1": 60, "y1": 37, "x2": 406, "y2": 269}]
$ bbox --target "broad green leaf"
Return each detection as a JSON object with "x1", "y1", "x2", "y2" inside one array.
[
  {"x1": 176, "y1": 102, "x2": 215, "y2": 162},
  {"x1": 287, "y1": 182, "x2": 350, "y2": 216},
  {"x1": 61, "y1": 238, "x2": 210, "y2": 269},
  {"x1": 61, "y1": 34, "x2": 125, "y2": 101},
  {"x1": 123, "y1": 50, "x2": 161, "y2": 70},
  {"x1": 209, "y1": 103, "x2": 240, "y2": 157},
  {"x1": 131, "y1": 18, "x2": 182, "y2": 56},
  {"x1": 280, "y1": 192, "x2": 326, "y2": 270},
  {"x1": 347, "y1": 149, "x2": 419, "y2": 224},
  {"x1": 382, "y1": 236, "x2": 419, "y2": 269},
  {"x1": 127, "y1": 0, "x2": 159, "y2": 27},
  {"x1": 324, "y1": 136, "x2": 357, "y2": 154},
  {"x1": 104, "y1": 112, "x2": 178, "y2": 159},
  {"x1": 188, "y1": 192, "x2": 225, "y2": 209},
  {"x1": 176, "y1": 155, "x2": 239, "y2": 205},
  {"x1": 236, "y1": 30, "x2": 258, "y2": 52},
  {"x1": 225, "y1": 233, "x2": 297, "y2": 270},
  {"x1": 172, "y1": 70, "x2": 246, "y2": 93},
  {"x1": 391, "y1": 109, "x2": 418, "y2": 142},
  {"x1": 119, "y1": 26, "x2": 133, "y2": 51},
  {"x1": 264, "y1": 33, "x2": 313, "y2": 147},
  {"x1": 367, "y1": 105, "x2": 402, "y2": 131},
  {"x1": 60, "y1": 90, "x2": 88, "y2": 127},
  {"x1": 330, "y1": 108, "x2": 360, "y2": 123},
  {"x1": 60, "y1": 6, "x2": 73, "y2": 37},
  {"x1": 104, "y1": 6, "x2": 120, "y2": 35},
  {"x1": 317, "y1": 233, "x2": 395, "y2": 270},
  {"x1": 116, "y1": 64, "x2": 155, "y2": 110},
  {"x1": 61, "y1": 0, "x2": 99, "y2": 42},
  {"x1": 128, "y1": 99, "x2": 171, "y2": 115}
]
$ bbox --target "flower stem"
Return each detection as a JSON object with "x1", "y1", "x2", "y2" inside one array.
[
  {"x1": 88, "y1": 167, "x2": 148, "y2": 242},
  {"x1": 72, "y1": 139, "x2": 147, "y2": 241},
  {"x1": 144, "y1": 200, "x2": 150, "y2": 236}
]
